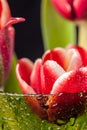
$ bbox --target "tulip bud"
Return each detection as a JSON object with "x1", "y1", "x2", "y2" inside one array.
[
  {"x1": 0, "y1": 0, "x2": 25, "y2": 87},
  {"x1": 51, "y1": 0, "x2": 87, "y2": 21}
]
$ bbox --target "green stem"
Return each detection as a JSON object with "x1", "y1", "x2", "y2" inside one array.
[
  {"x1": 41, "y1": 0, "x2": 76, "y2": 50},
  {"x1": 78, "y1": 21, "x2": 87, "y2": 48}
]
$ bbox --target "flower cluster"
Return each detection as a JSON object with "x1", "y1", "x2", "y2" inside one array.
[{"x1": 16, "y1": 45, "x2": 87, "y2": 121}]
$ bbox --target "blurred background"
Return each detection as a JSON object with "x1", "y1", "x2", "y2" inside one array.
[{"x1": 8, "y1": 0, "x2": 44, "y2": 61}]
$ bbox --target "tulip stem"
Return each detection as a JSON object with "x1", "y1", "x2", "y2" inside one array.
[{"x1": 78, "y1": 21, "x2": 87, "y2": 48}]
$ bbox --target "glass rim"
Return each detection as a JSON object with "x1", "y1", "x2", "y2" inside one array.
[{"x1": 0, "y1": 91, "x2": 85, "y2": 97}]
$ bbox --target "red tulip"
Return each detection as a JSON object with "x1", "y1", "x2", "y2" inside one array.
[
  {"x1": 16, "y1": 45, "x2": 87, "y2": 122},
  {"x1": 50, "y1": 0, "x2": 87, "y2": 21},
  {"x1": 0, "y1": 0, "x2": 25, "y2": 87}
]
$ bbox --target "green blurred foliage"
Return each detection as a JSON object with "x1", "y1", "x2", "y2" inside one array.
[{"x1": 41, "y1": 0, "x2": 76, "y2": 50}]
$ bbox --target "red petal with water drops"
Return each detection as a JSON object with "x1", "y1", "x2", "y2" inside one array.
[
  {"x1": 47, "y1": 92, "x2": 85, "y2": 122},
  {"x1": 43, "y1": 47, "x2": 82, "y2": 71},
  {"x1": 16, "y1": 58, "x2": 36, "y2": 94},
  {"x1": 69, "y1": 45, "x2": 87, "y2": 66},
  {"x1": 51, "y1": 67, "x2": 87, "y2": 94},
  {"x1": 17, "y1": 58, "x2": 33, "y2": 85},
  {"x1": 0, "y1": 25, "x2": 15, "y2": 80},
  {"x1": 64, "y1": 48, "x2": 82, "y2": 71},
  {"x1": 30, "y1": 59, "x2": 42, "y2": 93},
  {"x1": 41, "y1": 60, "x2": 65, "y2": 94},
  {"x1": 42, "y1": 47, "x2": 65, "y2": 69}
]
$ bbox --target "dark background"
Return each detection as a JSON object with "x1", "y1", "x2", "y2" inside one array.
[{"x1": 8, "y1": 0, "x2": 44, "y2": 61}]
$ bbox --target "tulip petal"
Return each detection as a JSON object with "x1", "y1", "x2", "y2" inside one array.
[
  {"x1": 0, "y1": 29, "x2": 14, "y2": 80},
  {"x1": 0, "y1": 1, "x2": 2, "y2": 17},
  {"x1": 16, "y1": 58, "x2": 36, "y2": 94},
  {"x1": 17, "y1": 58, "x2": 33, "y2": 85},
  {"x1": 65, "y1": 48, "x2": 82, "y2": 71},
  {"x1": 30, "y1": 59, "x2": 42, "y2": 93},
  {"x1": 74, "y1": 0, "x2": 87, "y2": 19},
  {"x1": 2, "y1": 17, "x2": 25, "y2": 79},
  {"x1": 0, "y1": 54, "x2": 4, "y2": 87},
  {"x1": 42, "y1": 47, "x2": 82, "y2": 71},
  {"x1": 0, "y1": 0, "x2": 11, "y2": 28},
  {"x1": 51, "y1": 0, "x2": 74, "y2": 20},
  {"x1": 51, "y1": 67, "x2": 87, "y2": 94},
  {"x1": 4, "y1": 17, "x2": 25, "y2": 27},
  {"x1": 69, "y1": 45, "x2": 87, "y2": 66},
  {"x1": 42, "y1": 47, "x2": 65, "y2": 68},
  {"x1": 47, "y1": 92, "x2": 85, "y2": 122},
  {"x1": 41, "y1": 60, "x2": 65, "y2": 94}
]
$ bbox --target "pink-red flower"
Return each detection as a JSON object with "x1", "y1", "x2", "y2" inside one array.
[
  {"x1": 0, "y1": 0, "x2": 25, "y2": 87},
  {"x1": 50, "y1": 0, "x2": 87, "y2": 21},
  {"x1": 16, "y1": 45, "x2": 87, "y2": 122}
]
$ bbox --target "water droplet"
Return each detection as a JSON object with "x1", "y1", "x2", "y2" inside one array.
[
  {"x1": 70, "y1": 118, "x2": 75, "y2": 126},
  {"x1": 48, "y1": 126, "x2": 53, "y2": 130}
]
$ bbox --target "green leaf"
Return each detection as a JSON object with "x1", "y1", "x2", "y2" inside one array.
[
  {"x1": 41, "y1": 0, "x2": 76, "y2": 50},
  {"x1": 4, "y1": 55, "x2": 22, "y2": 93}
]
